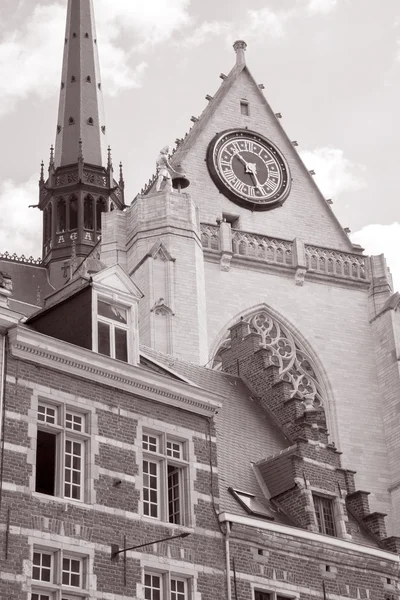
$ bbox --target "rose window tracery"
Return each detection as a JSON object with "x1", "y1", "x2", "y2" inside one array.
[{"x1": 213, "y1": 310, "x2": 324, "y2": 406}]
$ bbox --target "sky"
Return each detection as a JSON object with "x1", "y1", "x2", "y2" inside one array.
[{"x1": 0, "y1": 0, "x2": 399, "y2": 290}]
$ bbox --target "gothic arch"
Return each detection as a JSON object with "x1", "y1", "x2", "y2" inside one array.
[{"x1": 210, "y1": 303, "x2": 339, "y2": 446}]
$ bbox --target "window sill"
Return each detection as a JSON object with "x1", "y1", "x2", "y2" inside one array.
[
  {"x1": 140, "y1": 515, "x2": 194, "y2": 534},
  {"x1": 32, "y1": 491, "x2": 92, "y2": 510}
]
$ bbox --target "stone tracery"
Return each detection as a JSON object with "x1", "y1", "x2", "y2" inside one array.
[{"x1": 213, "y1": 309, "x2": 325, "y2": 406}]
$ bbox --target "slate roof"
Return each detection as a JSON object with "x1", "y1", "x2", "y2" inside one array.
[{"x1": 0, "y1": 260, "x2": 54, "y2": 317}]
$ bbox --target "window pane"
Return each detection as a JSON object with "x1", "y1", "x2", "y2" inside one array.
[
  {"x1": 143, "y1": 460, "x2": 158, "y2": 518},
  {"x1": 66, "y1": 412, "x2": 83, "y2": 432},
  {"x1": 167, "y1": 441, "x2": 182, "y2": 459},
  {"x1": 168, "y1": 465, "x2": 181, "y2": 524},
  {"x1": 144, "y1": 573, "x2": 161, "y2": 600},
  {"x1": 32, "y1": 552, "x2": 52, "y2": 582},
  {"x1": 98, "y1": 300, "x2": 127, "y2": 323},
  {"x1": 38, "y1": 404, "x2": 56, "y2": 425},
  {"x1": 314, "y1": 495, "x2": 336, "y2": 537},
  {"x1": 255, "y1": 593, "x2": 271, "y2": 600},
  {"x1": 35, "y1": 431, "x2": 56, "y2": 496},
  {"x1": 69, "y1": 197, "x2": 78, "y2": 230},
  {"x1": 64, "y1": 439, "x2": 83, "y2": 500},
  {"x1": 171, "y1": 578, "x2": 186, "y2": 600},
  {"x1": 62, "y1": 557, "x2": 81, "y2": 587},
  {"x1": 115, "y1": 327, "x2": 128, "y2": 362},
  {"x1": 142, "y1": 434, "x2": 159, "y2": 453},
  {"x1": 98, "y1": 321, "x2": 111, "y2": 356}
]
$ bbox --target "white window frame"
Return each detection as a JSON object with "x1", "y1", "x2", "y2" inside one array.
[
  {"x1": 312, "y1": 493, "x2": 337, "y2": 537},
  {"x1": 35, "y1": 401, "x2": 90, "y2": 503},
  {"x1": 31, "y1": 546, "x2": 89, "y2": 600},
  {"x1": 141, "y1": 431, "x2": 190, "y2": 526},
  {"x1": 92, "y1": 288, "x2": 138, "y2": 364},
  {"x1": 144, "y1": 571, "x2": 190, "y2": 600}
]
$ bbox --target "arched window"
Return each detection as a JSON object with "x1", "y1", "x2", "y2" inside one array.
[
  {"x1": 57, "y1": 198, "x2": 66, "y2": 233},
  {"x1": 44, "y1": 209, "x2": 48, "y2": 242},
  {"x1": 96, "y1": 198, "x2": 107, "y2": 232},
  {"x1": 69, "y1": 196, "x2": 78, "y2": 230},
  {"x1": 84, "y1": 196, "x2": 94, "y2": 230},
  {"x1": 47, "y1": 204, "x2": 52, "y2": 242}
]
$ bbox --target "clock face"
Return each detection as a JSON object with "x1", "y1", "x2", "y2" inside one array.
[{"x1": 206, "y1": 129, "x2": 291, "y2": 210}]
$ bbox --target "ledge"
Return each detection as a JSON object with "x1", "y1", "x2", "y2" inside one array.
[
  {"x1": 218, "y1": 512, "x2": 400, "y2": 562},
  {"x1": 8, "y1": 325, "x2": 222, "y2": 416}
]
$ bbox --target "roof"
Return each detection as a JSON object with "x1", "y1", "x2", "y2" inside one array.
[
  {"x1": 141, "y1": 345, "x2": 381, "y2": 547},
  {"x1": 0, "y1": 259, "x2": 54, "y2": 316}
]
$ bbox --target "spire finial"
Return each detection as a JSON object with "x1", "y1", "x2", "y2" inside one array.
[
  {"x1": 119, "y1": 162, "x2": 125, "y2": 187},
  {"x1": 40, "y1": 161, "x2": 45, "y2": 183},
  {"x1": 78, "y1": 138, "x2": 84, "y2": 162},
  {"x1": 233, "y1": 40, "x2": 247, "y2": 66},
  {"x1": 70, "y1": 238, "x2": 77, "y2": 276},
  {"x1": 49, "y1": 145, "x2": 54, "y2": 168},
  {"x1": 107, "y1": 145, "x2": 112, "y2": 169}
]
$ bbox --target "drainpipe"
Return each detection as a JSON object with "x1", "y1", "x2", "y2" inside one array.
[
  {"x1": 0, "y1": 335, "x2": 6, "y2": 447},
  {"x1": 224, "y1": 521, "x2": 232, "y2": 600}
]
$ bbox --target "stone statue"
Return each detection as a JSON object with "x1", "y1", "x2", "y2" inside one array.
[{"x1": 155, "y1": 146, "x2": 177, "y2": 192}]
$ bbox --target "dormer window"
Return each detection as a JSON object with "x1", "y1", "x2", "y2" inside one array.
[
  {"x1": 96, "y1": 298, "x2": 129, "y2": 362},
  {"x1": 313, "y1": 494, "x2": 336, "y2": 537}
]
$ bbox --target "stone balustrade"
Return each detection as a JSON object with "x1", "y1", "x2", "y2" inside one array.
[
  {"x1": 305, "y1": 245, "x2": 368, "y2": 281},
  {"x1": 200, "y1": 222, "x2": 370, "y2": 283}
]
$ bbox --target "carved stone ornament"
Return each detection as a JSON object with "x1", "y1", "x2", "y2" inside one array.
[
  {"x1": 214, "y1": 309, "x2": 325, "y2": 407},
  {"x1": 0, "y1": 272, "x2": 12, "y2": 292},
  {"x1": 220, "y1": 252, "x2": 232, "y2": 272},
  {"x1": 295, "y1": 267, "x2": 307, "y2": 286}
]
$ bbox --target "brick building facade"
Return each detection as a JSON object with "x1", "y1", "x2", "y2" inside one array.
[{"x1": 1, "y1": 1, "x2": 400, "y2": 599}]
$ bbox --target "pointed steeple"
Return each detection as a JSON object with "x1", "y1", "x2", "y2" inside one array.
[{"x1": 55, "y1": 0, "x2": 107, "y2": 168}]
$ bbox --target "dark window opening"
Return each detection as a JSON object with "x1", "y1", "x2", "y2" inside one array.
[
  {"x1": 61, "y1": 82, "x2": 65, "y2": 89},
  {"x1": 71, "y1": 76, "x2": 76, "y2": 82},
  {"x1": 98, "y1": 321, "x2": 111, "y2": 357},
  {"x1": 87, "y1": 117, "x2": 94, "y2": 125},
  {"x1": 72, "y1": 32, "x2": 77, "y2": 38},
  {"x1": 168, "y1": 464, "x2": 181, "y2": 524},
  {"x1": 56, "y1": 198, "x2": 66, "y2": 233},
  {"x1": 240, "y1": 100, "x2": 249, "y2": 116},
  {"x1": 313, "y1": 495, "x2": 336, "y2": 537},
  {"x1": 101, "y1": 125, "x2": 106, "y2": 134},
  {"x1": 255, "y1": 593, "x2": 271, "y2": 600},
  {"x1": 86, "y1": 76, "x2": 91, "y2": 83},
  {"x1": 43, "y1": 209, "x2": 48, "y2": 243},
  {"x1": 96, "y1": 198, "x2": 107, "y2": 231},
  {"x1": 68, "y1": 117, "x2": 75, "y2": 125},
  {"x1": 35, "y1": 430, "x2": 56, "y2": 495},
  {"x1": 69, "y1": 196, "x2": 78, "y2": 230},
  {"x1": 115, "y1": 327, "x2": 128, "y2": 362},
  {"x1": 85, "y1": 32, "x2": 89, "y2": 38},
  {"x1": 47, "y1": 204, "x2": 52, "y2": 241},
  {"x1": 84, "y1": 196, "x2": 94, "y2": 229},
  {"x1": 98, "y1": 83, "x2": 102, "y2": 90}
]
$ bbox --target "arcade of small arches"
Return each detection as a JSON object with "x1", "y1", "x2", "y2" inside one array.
[
  {"x1": 212, "y1": 308, "x2": 326, "y2": 409},
  {"x1": 43, "y1": 195, "x2": 115, "y2": 243}
]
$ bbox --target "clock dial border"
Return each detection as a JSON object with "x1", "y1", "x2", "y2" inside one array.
[{"x1": 206, "y1": 128, "x2": 291, "y2": 211}]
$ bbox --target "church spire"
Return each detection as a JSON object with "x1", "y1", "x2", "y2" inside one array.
[{"x1": 54, "y1": 0, "x2": 107, "y2": 168}]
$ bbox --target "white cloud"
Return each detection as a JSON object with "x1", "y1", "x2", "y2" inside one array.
[
  {"x1": 304, "y1": 0, "x2": 338, "y2": 14},
  {"x1": 351, "y1": 223, "x2": 400, "y2": 292},
  {"x1": 299, "y1": 147, "x2": 366, "y2": 198},
  {"x1": 181, "y1": 8, "x2": 287, "y2": 49},
  {"x1": 0, "y1": 176, "x2": 42, "y2": 259},
  {"x1": 0, "y1": 0, "x2": 191, "y2": 116}
]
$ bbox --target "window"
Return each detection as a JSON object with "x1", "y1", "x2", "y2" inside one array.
[
  {"x1": 96, "y1": 298, "x2": 129, "y2": 362},
  {"x1": 255, "y1": 593, "x2": 294, "y2": 600},
  {"x1": 84, "y1": 196, "x2": 94, "y2": 230},
  {"x1": 35, "y1": 403, "x2": 89, "y2": 502},
  {"x1": 144, "y1": 572, "x2": 189, "y2": 600},
  {"x1": 96, "y1": 197, "x2": 107, "y2": 231},
  {"x1": 228, "y1": 488, "x2": 274, "y2": 520},
  {"x1": 142, "y1": 432, "x2": 189, "y2": 525},
  {"x1": 313, "y1": 494, "x2": 336, "y2": 537},
  {"x1": 240, "y1": 100, "x2": 249, "y2": 115},
  {"x1": 56, "y1": 199, "x2": 66, "y2": 233},
  {"x1": 69, "y1": 196, "x2": 78, "y2": 230},
  {"x1": 31, "y1": 548, "x2": 87, "y2": 600}
]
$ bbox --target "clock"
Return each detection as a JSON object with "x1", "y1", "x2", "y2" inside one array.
[{"x1": 206, "y1": 129, "x2": 291, "y2": 210}]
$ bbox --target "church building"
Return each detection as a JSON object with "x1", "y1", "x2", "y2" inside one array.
[{"x1": 1, "y1": 1, "x2": 400, "y2": 599}]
